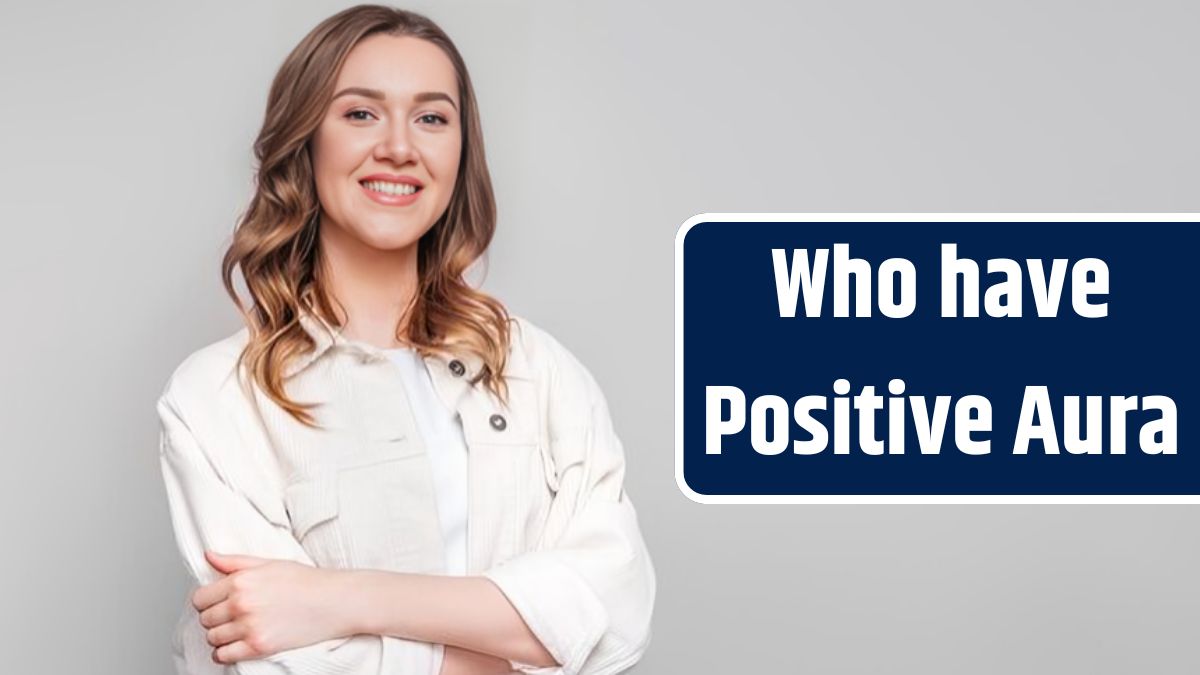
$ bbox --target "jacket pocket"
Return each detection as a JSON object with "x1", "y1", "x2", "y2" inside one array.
[
  {"x1": 342, "y1": 433, "x2": 425, "y2": 471},
  {"x1": 537, "y1": 438, "x2": 560, "y2": 494},
  {"x1": 336, "y1": 454, "x2": 445, "y2": 574},
  {"x1": 284, "y1": 475, "x2": 347, "y2": 566},
  {"x1": 491, "y1": 439, "x2": 558, "y2": 561}
]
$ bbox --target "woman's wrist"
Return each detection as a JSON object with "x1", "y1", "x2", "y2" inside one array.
[{"x1": 327, "y1": 567, "x2": 386, "y2": 637}]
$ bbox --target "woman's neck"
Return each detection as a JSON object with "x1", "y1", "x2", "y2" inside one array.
[{"x1": 317, "y1": 223, "x2": 420, "y2": 350}]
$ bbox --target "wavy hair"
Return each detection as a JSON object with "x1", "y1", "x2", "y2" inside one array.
[{"x1": 221, "y1": 4, "x2": 510, "y2": 428}]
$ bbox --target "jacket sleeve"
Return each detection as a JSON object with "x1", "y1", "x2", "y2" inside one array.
[
  {"x1": 157, "y1": 392, "x2": 442, "y2": 675},
  {"x1": 480, "y1": 333, "x2": 656, "y2": 675}
]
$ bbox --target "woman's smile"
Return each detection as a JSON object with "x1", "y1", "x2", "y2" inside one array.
[{"x1": 359, "y1": 175, "x2": 424, "y2": 206}]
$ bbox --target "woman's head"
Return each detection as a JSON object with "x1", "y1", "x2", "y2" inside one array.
[
  {"x1": 311, "y1": 33, "x2": 464, "y2": 253},
  {"x1": 223, "y1": 5, "x2": 511, "y2": 427}
]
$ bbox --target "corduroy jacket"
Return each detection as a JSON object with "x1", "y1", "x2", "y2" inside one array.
[{"x1": 156, "y1": 309, "x2": 655, "y2": 675}]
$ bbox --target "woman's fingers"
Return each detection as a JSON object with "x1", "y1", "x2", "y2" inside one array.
[
  {"x1": 198, "y1": 599, "x2": 236, "y2": 629},
  {"x1": 212, "y1": 639, "x2": 257, "y2": 665},
  {"x1": 205, "y1": 618, "x2": 246, "y2": 648},
  {"x1": 190, "y1": 576, "x2": 231, "y2": 611}
]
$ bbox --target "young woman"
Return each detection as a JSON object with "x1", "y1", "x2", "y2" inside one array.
[{"x1": 156, "y1": 5, "x2": 655, "y2": 675}]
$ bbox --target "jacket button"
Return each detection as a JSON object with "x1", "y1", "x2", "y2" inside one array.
[
  {"x1": 489, "y1": 413, "x2": 507, "y2": 431},
  {"x1": 448, "y1": 359, "x2": 465, "y2": 377}
]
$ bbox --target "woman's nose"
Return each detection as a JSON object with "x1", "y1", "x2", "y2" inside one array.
[{"x1": 375, "y1": 123, "x2": 419, "y2": 164}]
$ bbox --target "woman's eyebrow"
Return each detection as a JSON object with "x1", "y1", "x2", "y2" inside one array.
[
  {"x1": 413, "y1": 91, "x2": 458, "y2": 111},
  {"x1": 332, "y1": 87, "x2": 458, "y2": 111}
]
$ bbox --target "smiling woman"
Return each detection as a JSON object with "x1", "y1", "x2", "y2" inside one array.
[
  {"x1": 313, "y1": 36, "x2": 463, "y2": 247},
  {"x1": 156, "y1": 5, "x2": 654, "y2": 675}
]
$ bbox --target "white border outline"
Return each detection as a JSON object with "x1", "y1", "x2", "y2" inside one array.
[{"x1": 674, "y1": 213, "x2": 1199, "y2": 505}]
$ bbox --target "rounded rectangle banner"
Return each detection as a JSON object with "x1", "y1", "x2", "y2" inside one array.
[{"x1": 675, "y1": 214, "x2": 1196, "y2": 504}]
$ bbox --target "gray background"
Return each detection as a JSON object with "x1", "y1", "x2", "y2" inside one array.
[{"x1": 1, "y1": 0, "x2": 1196, "y2": 673}]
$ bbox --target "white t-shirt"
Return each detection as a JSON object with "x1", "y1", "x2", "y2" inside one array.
[{"x1": 382, "y1": 347, "x2": 469, "y2": 577}]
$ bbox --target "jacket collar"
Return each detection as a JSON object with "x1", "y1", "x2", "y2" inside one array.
[{"x1": 284, "y1": 306, "x2": 487, "y2": 383}]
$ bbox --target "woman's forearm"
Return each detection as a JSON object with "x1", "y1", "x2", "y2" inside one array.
[
  {"x1": 441, "y1": 645, "x2": 516, "y2": 675},
  {"x1": 336, "y1": 569, "x2": 558, "y2": 669}
]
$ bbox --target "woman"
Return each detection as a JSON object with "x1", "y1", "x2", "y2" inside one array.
[{"x1": 156, "y1": 5, "x2": 655, "y2": 675}]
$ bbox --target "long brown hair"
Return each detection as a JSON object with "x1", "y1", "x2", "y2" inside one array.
[{"x1": 221, "y1": 4, "x2": 510, "y2": 428}]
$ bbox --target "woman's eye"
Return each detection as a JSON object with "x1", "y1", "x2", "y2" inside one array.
[
  {"x1": 417, "y1": 113, "x2": 448, "y2": 125},
  {"x1": 345, "y1": 109, "x2": 376, "y2": 121}
]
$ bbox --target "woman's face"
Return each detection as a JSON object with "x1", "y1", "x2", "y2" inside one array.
[{"x1": 310, "y1": 34, "x2": 463, "y2": 251}]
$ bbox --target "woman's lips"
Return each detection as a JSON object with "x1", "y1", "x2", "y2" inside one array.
[{"x1": 360, "y1": 181, "x2": 422, "y2": 206}]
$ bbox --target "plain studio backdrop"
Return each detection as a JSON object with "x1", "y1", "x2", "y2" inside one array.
[{"x1": 1, "y1": 1, "x2": 1196, "y2": 673}]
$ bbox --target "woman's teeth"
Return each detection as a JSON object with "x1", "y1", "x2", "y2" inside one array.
[{"x1": 362, "y1": 180, "x2": 419, "y2": 196}]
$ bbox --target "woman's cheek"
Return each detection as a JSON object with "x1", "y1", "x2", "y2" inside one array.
[{"x1": 427, "y1": 136, "x2": 460, "y2": 175}]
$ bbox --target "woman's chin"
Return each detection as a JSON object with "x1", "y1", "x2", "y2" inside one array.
[
  {"x1": 336, "y1": 217, "x2": 425, "y2": 252},
  {"x1": 360, "y1": 229, "x2": 424, "y2": 253}
]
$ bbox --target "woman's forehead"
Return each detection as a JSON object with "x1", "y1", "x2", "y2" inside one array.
[{"x1": 336, "y1": 34, "x2": 458, "y2": 100}]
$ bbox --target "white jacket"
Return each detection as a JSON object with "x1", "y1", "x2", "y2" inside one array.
[{"x1": 156, "y1": 309, "x2": 655, "y2": 675}]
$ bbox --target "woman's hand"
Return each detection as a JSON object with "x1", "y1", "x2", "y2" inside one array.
[{"x1": 193, "y1": 550, "x2": 354, "y2": 665}]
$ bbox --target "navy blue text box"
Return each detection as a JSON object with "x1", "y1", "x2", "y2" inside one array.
[{"x1": 677, "y1": 216, "x2": 1196, "y2": 500}]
